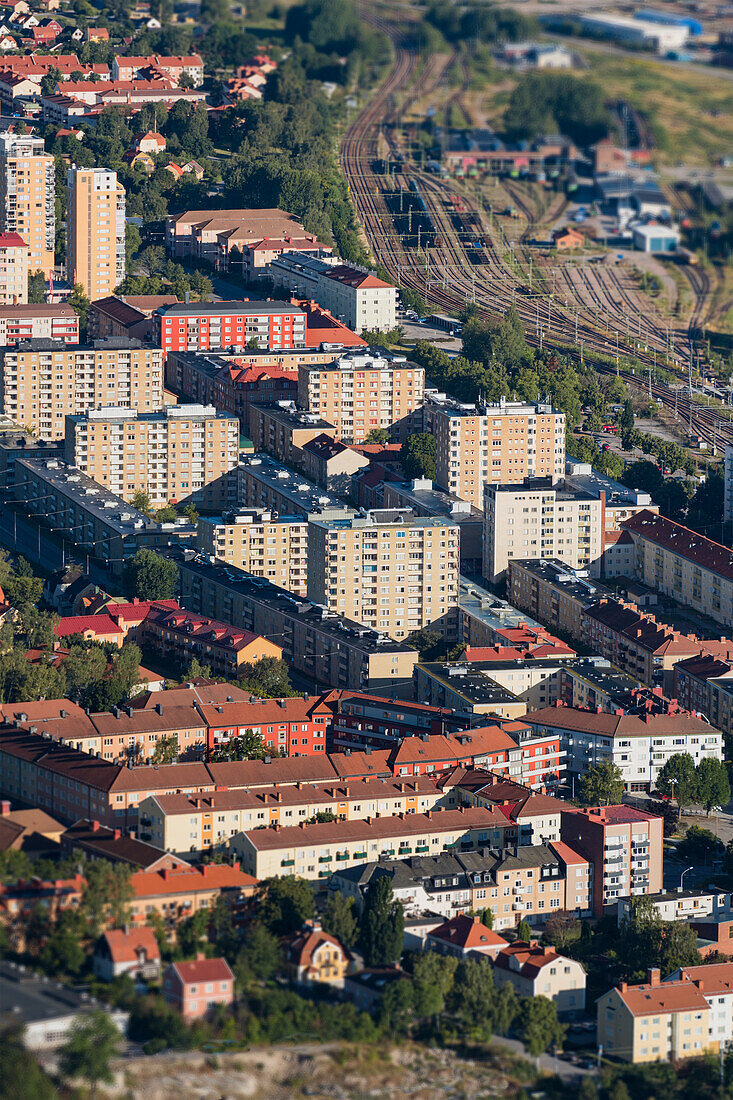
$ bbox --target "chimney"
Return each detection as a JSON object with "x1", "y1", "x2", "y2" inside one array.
[
  {"x1": 91, "y1": 820, "x2": 100, "y2": 831},
  {"x1": 202, "y1": 864, "x2": 210, "y2": 876},
  {"x1": 695, "y1": 979, "x2": 705, "y2": 992},
  {"x1": 113, "y1": 828, "x2": 121, "y2": 840},
  {"x1": 647, "y1": 967, "x2": 661, "y2": 987},
  {"x1": 232, "y1": 861, "x2": 239, "y2": 871},
  {"x1": 163, "y1": 868, "x2": 170, "y2": 880},
  {"x1": 0, "y1": 800, "x2": 10, "y2": 816},
  {"x1": 155, "y1": 703, "x2": 163, "y2": 715},
  {"x1": 620, "y1": 981, "x2": 627, "y2": 993}
]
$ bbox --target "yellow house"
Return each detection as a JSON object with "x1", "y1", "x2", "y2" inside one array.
[
  {"x1": 282, "y1": 920, "x2": 350, "y2": 989},
  {"x1": 597, "y1": 968, "x2": 714, "y2": 1063}
]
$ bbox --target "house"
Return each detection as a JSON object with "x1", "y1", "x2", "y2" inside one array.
[
  {"x1": 136, "y1": 129, "x2": 165, "y2": 153},
  {"x1": 0, "y1": 875, "x2": 84, "y2": 950},
  {"x1": 425, "y1": 914, "x2": 508, "y2": 959},
  {"x1": 552, "y1": 227, "x2": 584, "y2": 251},
  {"x1": 0, "y1": 801, "x2": 64, "y2": 856},
  {"x1": 181, "y1": 159, "x2": 204, "y2": 180},
  {"x1": 493, "y1": 940, "x2": 586, "y2": 1018},
  {"x1": 597, "y1": 967, "x2": 713, "y2": 1063},
  {"x1": 0, "y1": 33, "x2": 16, "y2": 48},
  {"x1": 87, "y1": 26, "x2": 109, "y2": 41},
  {"x1": 93, "y1": 926, "x2": 161, "y2": 981},
  {"x1": 123, "y1": 148, "x2": 155, "y2": 173},
  {"x1": 665, "y1": 962, "x2": 733, "y2": 1047},
  {"x1": 282, "y1": 919, "x2": 350, "y2": 989},
  {"x1": 128, "y1": 861, "x2": 258, "y2": 930},
  {"x1": 162, "y1": 956, "x2": 234, "y2": 1020}
]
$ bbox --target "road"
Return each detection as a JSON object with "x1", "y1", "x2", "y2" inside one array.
[{"x1": 490, "y1": 1033, "x2": 592, "y2": 1082}]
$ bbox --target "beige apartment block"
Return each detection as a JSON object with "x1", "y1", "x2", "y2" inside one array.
[
  {"x1": 307, "y1": 510, "x2": 460, "y2": 641},
  {"x1": 66, "y1": 167, "x2": 125, "y2": 300},
  {"x1": 597, "y1": 970, "x2": 713, "y2": 1063},
  {"x1": 424, "y1": 396, "x2": 565, "y2": 509},
  {"x1": 197, "y1": 509, "x2": 309, "y2": 595},
  {"x1": 483, "y1": 478, "x2": 603, "y2": 584},
  {"x1": 0, "y1": 132, "x2": 55, "y2": 277},
  {"x1": 0, "y1": 340, "x2": 164, "y2": 439},
  {"x1": 0, "y1": 232, "x2": 29, "y2": 305},
  {"x1": 64, "y1": 404, "x2": 239, "y2": 508},
  {"x1": 298, "y1": 351, "x2": 424, "y2": 444}
]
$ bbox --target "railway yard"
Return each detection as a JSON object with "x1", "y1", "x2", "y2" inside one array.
[{"x1": 341, "y1": 9, "x2": 731, "y2": 455}]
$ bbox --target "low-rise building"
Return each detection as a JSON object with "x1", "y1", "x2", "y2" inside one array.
[
  {"x1": 483, "y1": 478, "x2": 604, "y2": 585},
  {"x1": 142, "y1": 604, "x2": 282, "y2": 678},
  {"x1": 597, "y1": 968, "x2": 713, "y2": 1063},
  {"x1": 561, "y1": 804, "x2": 663, "y2": 914},
  {"x1": 666, "y1": 963, "x2": 733, "y2": 1049},
  {"x1": 674, "y1": 653, "x2": 733, "y2": 738},
  {"x1": 0, "y1": 801, "x2": 63, "y2": 855},
  {"x1": 129, "y1": 861, "x2": 258, "y2": 930},
  {"x1": 196, "y1": 509, "x2": 309, "y2": 596},
  {"x1": 282, "y1": 920, "x2": 350, "y2": 989},
  {"x1": 425, "y1": 914, "x2": 508, "y2": 959},
  {"x1": 165, "y1": 207, "x2": 308, "y2": 270},
  {"x1": 267, "y1": 251, "x2": 397, "y2": 333},
  {"x1": 162, "y1": 957, "x2": 234, "y2": 1020},
  {"x1": 87, "y1": 294, "x2": 179, "y2": 342},
  {"x1": 0, "y1": 303, "x2": 78, "y2": 343},
  {"x1": 248, "y1": 401, "x2": 335, "y2": 467},
  {"x1": 617, "y1": 889, "x2": 733, "y2": 926},
  {"x1": 493, "y1": 940, "x2": 586, "y2": 1017},
  {"x1": 165, "y1": 352, "x2": 298, "y2": 430},
  {"x1": 93, "y1": 926, "x2": 161, "y2": 982},
  {"x1": 526, "y1": 704, "x2": 723, "y2": 792}
]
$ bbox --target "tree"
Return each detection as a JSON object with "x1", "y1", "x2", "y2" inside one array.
[
  {"x1": 543, "y1": 914, "x2": 581, "y2": 951},
  {"x1": 619, "y1": 399, "x2": 635, "y2": 436},
  {"x1": 404, "y1": 628, "x2": 443, "y2": 661},
  {"x1": 235, "y1": 921, "x2": 282, "y2": 985},
  {"x1": 0, "y1": 1024, "x2": 59, "y2": 1100},
  {"x1": 131, "y1": 489, "x2": 152, "y2": 515},
  {"x1": 363, "y1": 428, "x2": 390, "y2": 444},
  {"x1": 378, "y1": 976, "x2": 414, "y2": 1036},
  {"x1": 58, "y1": 1010, "x2": 121, "y2": 1100},
  {"x1": 176, "y1": 908, "x2": 209, "y2": 957},
  {"x1": 658, "y1": 921, "x2": 701, "y2": 976},
  {"x1": 259, "y1": 876, "x2": 315, "y2": 935},
  {"x1": 657, "y1": 753, "x2": 697, "y2": 811},
  {"x1": 400, "y1": 433, "x2": 436, "y2": 480},
  {"x1": 411, "y1": 951, "x2": 457, "y2": 1025},
  {"x1": 518, "y1": 994, "x2": 565, "y2": 1057},
  {"x1": 516, "y1": 918, "x2": 532, "y2": 941},
  {"x1": 578, "y1": 1079, "x2": 599, "y2": 1100},
  {"x1": 155, "y1": 505, "x2": 178, "y2": 523},
  {"x1": 68, "y1": 283, "x2": 90, "y2": 339},
  {"x1": 123, "y1": 548, "x2": 178, "y2": 600},
  {"x1": 480, "y1": 907, "x2": 494, "y2": 930},
  {"x1": 450, "y1": 955, "x2": 495, "y2": 1038},
  {"x1": 237, "y1": 657, "x2": 297, "y2": 699},
  {"x1": 212, "y1": 728, "x2": 269, "y2": 762},
  {"x1": 358, "y1": 876, "x2": 404, "y2": 966},
  {"x1": 695, "y1": 757, "x2": 730, "y2": 814},
  {"x1": 207, "y1": 894, "x2": 239, "y2": 959},
  {"x1": 28, "y1": 271, "x2": 46, "y2": 304},
  {"x1": 493, "y1": 980, "x2": 519, "y2": 1035},
  {"x1": 39, "y1": 913, "x2": 85, "y2": 977},
  {"x1": 578, "y1": 759, "x2": 625, "y2": 806},
  {"x1": 151, "y1": 734, "x2": 178, "y2": 765},
  {"x1": 619, "y1": 895, "x2": 662, "y2": 978},
  {"x1": 81, "y1": 862, "x2": 134, "y2": 936},
  {"x1": 322, "y1": 892, "x2": 358, "y2": 949}
]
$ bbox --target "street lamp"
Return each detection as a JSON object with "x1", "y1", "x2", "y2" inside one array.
[{"x1": 679, "y1": 865, "x2": 694, "y2": 890}]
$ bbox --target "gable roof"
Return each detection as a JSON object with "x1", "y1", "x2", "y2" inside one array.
[
  {"x1": 170, "y1": 957, "x2": 233, "y2": 985},
  {"x1": 524, "y1": 705, "x2": 714, "y2": 738},
  {"x1": 100, "y1": 926, "x2": 160, "y2": 964},
  {"x1": 614, "y1": 977, "x2": 710, "y2": 1016},
  {"x1": 283, "y1": 923, "x2": 348, "y2": 969},
  {"x1": 427, "y1": 914, "x2": 508, "y2": 951},
  {"x1": 494, "y1": 940, "x2": 571, "y2": 979},
  {"x1": 675, "y1": 962, "x2": 733, "y2": 995},
  {"x1": 622, "y1": 510, "x2": 733, "y2": 582}
]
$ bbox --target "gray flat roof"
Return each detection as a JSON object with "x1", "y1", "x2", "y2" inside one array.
[
  {"x1": 238, "y1": 453, "x2": 355, "y2": 518},
  {"x1": 156, "y1": 301, "x2": 306, "y2": 317},
  {"x1": 15, "y1": 457, "x2": 158, "y2": 534},
  {"x1": 458, "y1": 576, "x2": 548, "y2": 634}
]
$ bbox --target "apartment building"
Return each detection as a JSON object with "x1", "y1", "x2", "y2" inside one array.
[
  {"x1": 623, "y1": 510, "x2": 733, "y2": 629},
  {"x1": 198, "y1": 693, "x2": 336, "y2": 757},
  {"x1": 618, "y1": 889, "x2": 733, "y2": 926},
  {"x1": 140, "y1": 775, "x2": 446, "y2": 855},
  {"x1": 12, "y1": 456, "x2": 166, "y2": 574},
  {"x1": 300, "y1": 434, "x2": 369, "y2": 498},
  {"x1": 66, "y1": 167, "x2": 125, "y2": 300},
  {"x1": 176, "y1": 551, "x2": 419, "y2": 692},
  {"x1": 88, "y1": 294, "x2": 179, "y2": 342},
  {"x1": 0, "y1": 338, "x2": 164, "y2": 439},
  {"x1": 0, "y1": 304, "x2": 79, "y2": 345},
  {"x1": 165, "y1": 351, "x2": 299, "y2": 429},
  {"x1": 266, "y1": 250, "x2": 397, "y2": 332},
  {"x1": 507, "y1": 558, "x2": 614, "y2": 642},
  {"x1": 64, "y1": 404, "x2": 239, "y2": 509},
  {"x1": 564, "y1": 459, "x2": 657, "y2": 530},
  {"x1": 0, "y1": 131, "x2": 55, "y2": 277},
  {"x1": 329, "y1": 692, "x2": 462, "y2": 750},
  {"x1": 483, "y1": 478, "x2": 603, "y2": 585},
  {"x1": 112, "y1": 54, "x2": 205, "y2": 85},
  {"x1": 298, "y1": 351, "x2": 424, "y2": 444},
  {"x1": 154, "y1": 300, "x2": 307, "y2": 353},
  {"x1": 674, "y1": 654, "x2": 733, "y2": 737},
  {"x1": 382, "y1": 478, "x2": 483, "y2": 574},
  {"x1": 597, "y1": 969, "x2": 713, "y2": 1063},
  {"x1": 457, "y1": 577, "x2": 551, "y2": 649},
  {"x1": 493, "y1": 941, "x2": 586, "y2": 1017},
  {"x1": 666, "y1": 963, "x2": 733, "y2": 1051},
  {"x1": 143, "y1": 604, "x2": 282, "y2": 677},
  {"x1": 560, "y1": 804, "x2": 663, "y2": 914},
  {"x1": 0, "y1": 231, "x2": 28, "y2": 304},
  {"x1": 248, "y1": 401, "x2": 334, "y2": 466},
  {"x1": 560, "y1": 659, "x2": 651, "y2": 714},
  {"x1": 525, "y1": 704, "x2": 722, "y2": 792},
  {"x1": 165, "y1": 208, "x2": 308, "y2": 269},
  {"x1": 582, "y1": 598, "x2": 716, "y2": 689},
  {"x1": 307, "y1": 509, "x2": 460, "y2": 641},
  {"x1": 237, "y1": 453, "x2": 354, "y2": 521},
  {"x1": 424, "y1": 395, "x2": 565, "y2": 510},
  {"x1": 231, "y1": 806, "x2": 514, "y2": 880},
  {"x1": 197, "y1": 509, "x2": 308, "y2": 595}
]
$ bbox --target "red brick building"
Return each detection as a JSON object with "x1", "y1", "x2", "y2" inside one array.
[{"x1": 154, "y1": 300, "x2": 307, "y2": 353}]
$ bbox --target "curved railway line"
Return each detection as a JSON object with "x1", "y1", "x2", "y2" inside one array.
[{"x1": 341, "y1": 17, "x2": 725, "y2": 454}]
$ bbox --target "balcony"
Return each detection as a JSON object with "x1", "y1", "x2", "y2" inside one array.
[
  {"x1": 318, "y1": 855, "x2": 331, "y2": 864},
  {"x1": 398, "y1": 846, "x2": 413, "y2": 855},
  {"x1": 353, "y1": 850, "x2": 367, "y2": 859},
  {"x1": 416, "y1": 844, "x2": 429, "y2": 852},
  {"x1": 280, "y1": 859, "x2": 295, "y2": 867},
  {"x1": 335, "y1": 852, "x2": 349, "y2": 862}
]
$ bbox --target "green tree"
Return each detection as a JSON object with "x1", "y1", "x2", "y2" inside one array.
[
  {"x1": 493, "y1": 980, "x2": 519, "y2": 1035},
  {"x1": 212, "y1": 728, "x2": 270, "y2": 762},
  {"x1": 259, "y1": 876, "x2": 315, "y2": 935},
  {"x1": 151, "y1": 734, "x2": 178, "y2": 765},
  {"x1": 695, "y1": 757, "x2": 730, "y2": 813},
  {"x1": 28, "y1": 271, "x2": 47, "y2": 304},
  {"x1": 207, "y1": 894, "x2": 239, "y2": 959},
  {"x1": 516, "y1": 918, "x2": 532, "y2": 941},
  {"x1": 411, "y1": 952, "x2": 457, "y2": 1025},
  {"x1": 378, "y1": 976, "x2": 414, "y2": 1036},
  {"x1": 39, "y1": 912, "x2": 85, "y2": 977},
  {"x1": 619, "y1": 895, "x2": 662, "y2": 978},
  {"x1": 358, "y1": 876, "x2": 404, "y2": 966},
  {"x1": 58, "y1": 1009, "x2": 121, "y2": 1100},
  {"x1": 322, "y1": 892, "x2": 358, "y2": 949},
  {"x1": 619, "y1": 399, "x2": 635, "y2": 435},
  {"x1": 155, "y1": 505, "x2": 178, "y2": 523},
  {"x1": 578, "y1": 1079, "x2": 599, "y2": 1100},
  {"x1": 658, "y1": 921, "x2": 701, "y2": 976},
  {"x1": 450, "y1": 955, "x2": 495, "y2": 1038},
  {"x1": 81, "y1": 862, "x2": 134, "y2": 936},
  {"x1": 480, "y1": 907, "x2": 494, "y2": 930},
  {"x1": 235, "y1": 921, "x2": 282, "y2": 985},
  {"x1": 131, "y1": 489, "x2": 152, "y2": 515},
  {"x1": 0, "y1": 1023, "x2": 59, "y2": 1100},
  {"x1": 518, "y1": 994, "x2": 565, "y2": 1057},
  {"x1": 68, "y1": 283, "x2": 90, "y2": 340},
  {"x1": 578, "y1": 759, "x2": 625, "y2": 806},
  {"x1": 123, "y1": 548, "x2": 179, "y2": 600},
  {"x1": 657, "y1": 753, "x2": 697, "y2": 810},
  {"x1": 404, "y1": 628, "x2": 443, "y2": 660},
  {"x1": 400, "y1": 432, "x2": 436, "y2": 480},
  {"x1": 177, "y1": 908, "x2": 209, "y2": 957},
  {"x1": 363, "y1": 428, "x2": 391, "y2": 444},
  {"x1": 238, "y1": 657, "x2": 297, "y2": 698}
]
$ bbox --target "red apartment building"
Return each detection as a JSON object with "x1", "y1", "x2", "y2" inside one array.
[
  {"x1": 154, "y1": 301, "x2": 307, "y2": 353},
  {"x1": 197, "y1": 694, "x2": 336, "y2": 757}
]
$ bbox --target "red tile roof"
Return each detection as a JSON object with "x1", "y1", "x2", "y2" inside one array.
[
  {"x1": 524, "y1": 705, "x2": 714, "y2": 739},
  {"x1": 101, "y1": 926, "x2": 160, "y2": 964},
  {"x1": 0, "y1": 232, "x2": 27, "y2": 248},
  {"x1": 171, "y1": 957, "x2": 234, "y2": 985},
  {"x1": 494, "y1": 940, "x2": 569, "y2": 980},
  {"x1": 676, "y1": 962, "x2": 733, "y2": 994},
  {"x1": 284, "y1": 924, "x2": 348, "y2": 970},
  {"x1": 428, "y1": 915, "x2": 508, "y2": 952},
  {"x1": 623, "y1": 510, "x2": 733, "y2": 581},
  {"x1": 616, "y1": 976, "x2": 709, "y2": 1016},
  {"x1": 54, "y1": 614, "x2": 122, "y2": 637},
  {"x1": 131, "y1": 862, "x2": 257, "y2": 899}
]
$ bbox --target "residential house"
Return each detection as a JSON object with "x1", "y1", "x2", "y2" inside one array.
[
  {"x1": 665, "y1": 963, "x2": 733, "y2": 1049},
  {"x1": 93, "y1": 926, "x2": 161, "y2": 981},
  {"x1": 597, "y1": 967, "x2": 713, "y2": 1063},
  {"x1": 162, "y1": 957, "x2": 234, "y2": 1020},
  {"x1": 493, "y1": 940, "x2": 586, "y2": 1017},
  {"x1": 425, "y1": 914, "x2": 508, "y2": 959},
  {"x1": 282, "y1": 919, "x2": 350, "y2": 989}
]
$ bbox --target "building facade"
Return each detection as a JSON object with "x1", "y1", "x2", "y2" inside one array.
[
  {"x1": 0, "y1": 304, "x2": 79, "y2": 344},
  {"x1": 196, "y1": 509, "x2": 309, "y2": 596},
  {"x1": 0, "y1": 131, "x2": 55, "y2": 277},
  {"x1": 66, "y1": 167, "x2": 125, "y2": 300},
  {"x1": 597, "y1": 969, "x2": 712, "y2": 1064},
  {"x1": 154, "y1": 300, "x2": 307, "y2": 353},
  {"x1": 266, "y1": 250, "x2": 397, "y2": 332},
  {"x1": 64, "y1": 404, "x2": 239, "y2": 509},
  {"x1": 561, "y1": 805, "x2": 663, "y2": 914},
  {"x1": 0, "y1": 231, "x2": 29, "y2": 305}
]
